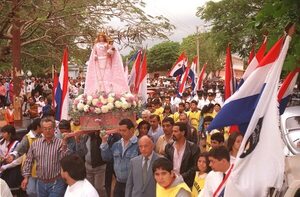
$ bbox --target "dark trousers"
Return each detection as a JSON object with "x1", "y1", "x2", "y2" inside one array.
[
  {"x1": 113, "y1": 181, "x2": 126, "y2": 197},
  {"x1": 105, "y1": 162, "x2": 114, "y2": 197},
  {"x1": 0, "y1": 165, "x2": 23, "y2": 188},
  {"x1": 0, "y1": 95, "x2": 6, "y2": 107}
]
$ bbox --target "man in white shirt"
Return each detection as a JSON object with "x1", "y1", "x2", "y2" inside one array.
[
  {"x1": 61, "y1": 154, "x2": 99, "y2": 197},
  {"x1": 199, "y1": 146, "x2": 233, "y2": 197}
]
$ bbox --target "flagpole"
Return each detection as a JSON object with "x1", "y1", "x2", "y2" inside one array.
[{"x1": 196, "y1": 26, "x2": 200, "y2": 75}]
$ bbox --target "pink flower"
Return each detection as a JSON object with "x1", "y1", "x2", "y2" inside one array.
[
  {"x1": 96, "y1": 102, "x2": 103, "y2": 108},
  {"x1": 93, "y1": 95, "x2": 98, "y2": 99},
  {"x1": 89, "y1": 106, "x2": 95, "y2": 112},
  {"x1": 128, "y1": 96, "x2": 135, "y2": 103},
  {"x1": 74, "y1": 99, "x2": 79, "y2": 105},
  {"x1": 103, "y1": 94, "x2": 108, "y2": 99}
]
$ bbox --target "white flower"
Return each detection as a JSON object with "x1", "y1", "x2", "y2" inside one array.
[
  {"x1": 77, "y1": 94, "x2": 83, "y2": 100},
  {"x1": 107, "y1": 96, "x2": 114, "y2": 103},
  {"x1": 101, "y1": 105, "x2": 109, "y2": 113},
  {"x1": 120, "y1": 97, "x2": 126, "y2": 102},
  {"x1": 108, "y1": 92, "x2": 115, "y2": 97},
  {"x1": 87, "y1": 95, "x2": 93, "y2": 101},
  {"x1": 121, "y1": 102, "x2": 129, "y2": 110},
  {"x1": 83, "y1": 105, "x2": 89, "y2": 112},
  {"x1": 101, "y1": 97, "x2": 108, "y2": 105},
  {"x1": 125, "y1": 93, "x2": 134, "y2": 98},
  {"x1": 115, "y1": 101, "x2": 122, "y2": 108},
  {"x1": 77, "y1": 103, "x2": 85, "y2": 111},
  {"x1": 107, "y1": 102, "x2": 114, "y2": 110},
  {"x1": 94, "y1": 108, "x2": 101, "y2": 114},
  {"x1": 92, "y1": 99, "x2": 99, "y2": 106}
]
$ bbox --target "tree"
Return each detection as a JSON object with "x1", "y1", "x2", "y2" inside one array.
[
  {"x1": 180, "y1": 33, "x2": 223, "y2": 75},
  {"x1": 0, "y1": 0, "x2": 174, "y2": 74},
  {"x1": 147, "y1": 41, "x2": 180, "y2": 72},
  {"x1": 197, "y1": 0, "x2": 300, "y2": 71}
]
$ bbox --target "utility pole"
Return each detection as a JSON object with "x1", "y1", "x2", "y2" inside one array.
[
  {"x1": 196, "y1": 26, "x2": 200, "y2": 75},
  {"x1": 12, "y1": 0, "x2": 23, "y2": 126}
]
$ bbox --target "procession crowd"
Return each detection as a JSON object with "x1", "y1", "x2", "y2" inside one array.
[{"x1": 0, "y1": 74, "x2": 243, "y2": 197}]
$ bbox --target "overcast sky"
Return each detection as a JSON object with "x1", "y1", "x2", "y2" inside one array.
[
  {"x1": 120, "y1": 0, "x2": 209, "y2": 55},
  {"x1": 143, "y1": 0, "x2": 208, "y2": 41}
]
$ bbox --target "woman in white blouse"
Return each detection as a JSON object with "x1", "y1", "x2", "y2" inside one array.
[{"x1": 0, "y1": 125, "x2": 22, "y2": 188}]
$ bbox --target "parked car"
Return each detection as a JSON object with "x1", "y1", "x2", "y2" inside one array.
[
  {"x1": 280, "y1": 105, "x2": 300, "y2": 155},
  {"x1": 280, "y1": 105, "x2": 300, "y2": 197}
]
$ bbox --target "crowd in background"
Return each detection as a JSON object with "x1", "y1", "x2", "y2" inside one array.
[{"x1": 0, "y1": 72, "x2": 296, "y2": 197}]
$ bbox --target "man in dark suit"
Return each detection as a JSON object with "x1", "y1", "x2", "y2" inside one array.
[
  {"x1": 125, "y1": 135, "x2": 159, "y2": 197},
  {"x1": 165, "y1": 122, "x2": 200, "y2": 188}
]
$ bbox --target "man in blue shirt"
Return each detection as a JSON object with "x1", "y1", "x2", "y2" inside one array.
[{"x1": 100, "y1": 119, "x2": 139, "y2": 197}]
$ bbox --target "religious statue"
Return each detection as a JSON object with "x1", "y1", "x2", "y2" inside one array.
[{"x1": 84, "y1": 32, "x2": 129, "y2": 96}]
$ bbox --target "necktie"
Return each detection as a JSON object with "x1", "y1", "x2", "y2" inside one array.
[{"x1": 142, "y1": 157, "x2": 149, "y2": 184}]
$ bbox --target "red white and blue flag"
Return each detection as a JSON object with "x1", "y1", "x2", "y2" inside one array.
[
  {"x1": 168, "y1": 52, "x2": 187, "y2": 77},
  {"x1": 128, "y1": 49, "x2": 143, "y2": 90},
  {"x1": 278, "y1": 67, "x2": 300, "y2": 115},
  {"x1": 52, "y1": 70, "x2": 59, "y2": 108},
  {"x1": 188, "y1": 56, "x2": 197, "y2": 91},
  {"x1": 54, "y1": 48, "x2": 69, "y2": 121},
  {"x1": 195, "y1": 62, "x2": 207, "y2": 92},
  {"x1": 247, "y1": 45, "x2": 255, "y2": 65},
  {"x1": 178, "y1": 62, "x2": 191, "y2": 95},
  {"x1": 218, "y1": 35, "x2": 291, "y2": 197},
  {"x1": 224, "y1": 44, "x2": 236, "y2": 100},
  {"x1": 238, "y1": 37, "x2": 267, "y2": 88},
  {"x1": 208, "y1": 36, "x2": 285, "y2": 133},
  {"x1": 135, "y1": 52, "x2": 148, "y2": 103}
]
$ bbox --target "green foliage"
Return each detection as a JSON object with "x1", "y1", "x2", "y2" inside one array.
[
  {"x1": 180, "y1": 33, "x2": 223, "y2": 74},
  {"x1": 0, "y1": 0, "x2": 174, "y2": 74},
  {"x1": 197, "y1": 0, "x2": 300, "y2": 72},
  {"x1": 147, "y1": 41, "x2": 180, "y2": 72}
]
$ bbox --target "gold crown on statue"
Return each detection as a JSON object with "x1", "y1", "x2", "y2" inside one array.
[
  {"x1": 95, "y1": 30, "x2": 108, "y2": 43},
  {"x1": 98, "y1": 31, "x2": 106, "y2": 36}
]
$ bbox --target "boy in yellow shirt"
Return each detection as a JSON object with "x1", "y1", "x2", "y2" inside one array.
[
  {"x1": 188, "y1": 100, "x2": 201, "y2": 130},
  {"x1": 153, "y1": 158, "x2": 191, "y2": 197}
]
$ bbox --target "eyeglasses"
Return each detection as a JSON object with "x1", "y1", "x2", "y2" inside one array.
[{"x1": 42, "y1": 127, "x2": 54, "y2": 131}]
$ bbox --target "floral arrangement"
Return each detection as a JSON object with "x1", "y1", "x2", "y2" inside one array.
[{"x1": 71, "y1": 92, "x2": 142, "y2": 116}]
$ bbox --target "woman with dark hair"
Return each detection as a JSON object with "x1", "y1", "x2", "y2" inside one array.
[
  {"x1": 227, "y1": 132, "x2": 243, "y2": 164},
  {"x1": 191, "y1": 153, "x2": 211, "y2": 197},
  {"x1": 162, "y1": 105, "x2": 174, "y2": 120},
  {"x1": 213, "y1": 103, "x2": 221, "y2": 116},
  {"x1": 0, "y1": 125, "x2": 23, "y2": 188},
  {"x1": 137, "y1": 120, "x2": 150, "y2": 138},
  {"x1": 42, "y1": 97, "x2": 53, "y2": 117}
]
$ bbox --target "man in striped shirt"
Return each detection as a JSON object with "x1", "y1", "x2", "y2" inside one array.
[{"x1": 22, "y1": 116, "x2": 70, "y2": 197}]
